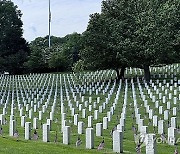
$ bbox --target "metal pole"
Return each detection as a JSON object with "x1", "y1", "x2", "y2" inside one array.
[{"x1": 48, "y1": 0, "x2": 51, "y2": 49}]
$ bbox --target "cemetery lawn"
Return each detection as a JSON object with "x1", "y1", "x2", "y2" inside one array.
[
  {"x1": 0, "y1": 136, "x2": 100, "y2": 154},
  {"x1": 0, "y1": 64, "x2": 179, "y2": 154},
  {"x1": 0, "y1": 114, "x2": 177, "y2": 154}
]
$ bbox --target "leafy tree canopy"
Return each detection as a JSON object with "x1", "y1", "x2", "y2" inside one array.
[
  {"x1": 81, "y1": 0, "x2": 180, "y2": 81},
  {"x1": 26, "y1": 33, "x2": 83, "y2": 73},
  {"x1": 0, "y1": 0, "x2": 29, "y2": 74}
]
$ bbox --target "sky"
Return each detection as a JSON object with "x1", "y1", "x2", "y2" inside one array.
[{"x1": 11, "y1": 0, "x2": 102, "y2": 42}]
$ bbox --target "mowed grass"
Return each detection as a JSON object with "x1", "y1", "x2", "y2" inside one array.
[
  {"x1": 0, "y1": 137, "x2": 101, "y2": 154},
  {"x1": 0, "y1": 64, "x2": 179, "y2": 154}
]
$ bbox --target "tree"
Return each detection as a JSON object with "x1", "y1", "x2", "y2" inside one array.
[
  {"x1": 26, "y1": 36, "x2": 65, "y2": 72},
  {"x1": 62, "y1": 32, "x2": 83, "y2": 70},
  {"x1": 72, "y1": 60, "x2": 85, "y2": 73},
  {"x1": 128, "y1": 0, "x2": 180, "y2": 81},
  {"x1": 24, "y1": 45, "x2": 46, "y2": 73},
  {"x1": 81, "y1": 1, "x2": 137, "y2": 79},
  {"x1": 48, "y1": 45, "x2": 67, "y2": 72},
  {"x1": 26, "y1": 33, "x2": 83, "y2": 73},
  {"x1": 81, "y1": 0, "x2": 180, "y2": 81},
  {"x1": 0, "y1": 0, "x2": 29, "y2": 74}
]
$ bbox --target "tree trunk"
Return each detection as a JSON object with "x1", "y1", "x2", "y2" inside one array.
[
  {"x1": 144, "y1": 65, "x2": 150, "y2": 83},
  {"x1": 115, "y1": 66, "x2": 125, "y2": 80},
  {"x1": 120, "y1": 66, "x2": 125, "y2": 79}
]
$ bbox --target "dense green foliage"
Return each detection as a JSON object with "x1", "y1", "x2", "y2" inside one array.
[
  {"x1": 81, "y1": 0, "x2": 180, "y2": 81},
  {"x1": 26, "y1": 33, "x2": 82, "y2": 73},
  {"x1": 0, "y1": 0, "x2": 29, "y2": 74}
]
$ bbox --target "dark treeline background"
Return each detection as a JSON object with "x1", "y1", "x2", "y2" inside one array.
[{"x1": 25, "y1": 33, "x2": 83, "y2": 73}]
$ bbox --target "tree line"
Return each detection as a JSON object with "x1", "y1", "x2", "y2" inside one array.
[
  {"x1": 25, "y1": 33, "x2": 82, "y2": 73},
  {"x1": 0, "y1": 0, "x2": 179, "y2": 82}
]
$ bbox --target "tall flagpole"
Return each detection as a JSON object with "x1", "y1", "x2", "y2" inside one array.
[{"x1": 48, "y1": 0, "x2": 51, "y2": 49}]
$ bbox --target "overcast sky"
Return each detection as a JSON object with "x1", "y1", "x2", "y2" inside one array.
[{"x1": 11, "y1": 0, "x2": 102, "y2": 42}]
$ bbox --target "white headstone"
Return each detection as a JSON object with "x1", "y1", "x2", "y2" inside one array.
[
  {"x1": 21, "y1": 116, "x2": 26, "y2": 127},
  {"x1": 145, "y1": 134, "x2": 157, "y2": 154},
  {"x1": 0, "y1": 114, "x2": 5, "y2": 125},
  {"x1": 113, "y1": 130, "x2": 123, "y2": 153},
  {"x1": 47, "y1": 119, "x2": 52, "y2": 131},
  {"x1": 78, "y1": 121, "x2": 84, "y2": 134},
  {"x1": 103, "y1": 117, "x2": 108, "y2": 129},
  {"x1": 88, "y1": 116, "x2": 93, "y2": 127},
  {"x1": 107, "y1": 111, "x2": 112, "y2": 122},
  {"x1": 96, "y1": 123, "x2": 102, "y2": 136},
  {"x1": 159, "y1": 106, "x2": 163, "y2": 114},
  {"x1": 158, "y1": 120, "x2": 164, "y2": 135},
  {"x1": 171, "y1": 117, "x2": 177, "y2": 128},
  {"x1": 86, "y1": 128, "x2": 94, "y2": 149},
  {"x1": 74, "y1": 114, "x2": 79, "y2": 126},
  {"x1": 173, "y1": 107, "x2": 177, "y2": 116},
  {"x1": 164, "y1": 110, "x2": 169, "y2": 120},
  {"x1": 25, "y1": 122, "x2": 31, "y2": 140},
  {"x1": 39, "y1": 111, "x2": 43, "y2": 120},
  {"x1": 33, "y1": 118, "x2": 38, "y2": 129},
  {"x1": 63, "y1": 126, "x2": 70, "y2": 145},
  {"x1": 168, "y1": 127, "x2": 176, "y2": 145},
  {"x1": 82, "y1": 109, "x2": 86, "y2": 118},
  {"x1": 153, "y1": 115, "x2": 158, "y2": 127},
  {"x1": 43, "y1": 124, "x2": 50, "y2": 142},
  {"x1": 9, "y1": 120, "x2": 15, "y2": 136},
  {"x1": 94, "y1": 110, "x2": 98, "y2": 120}
]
